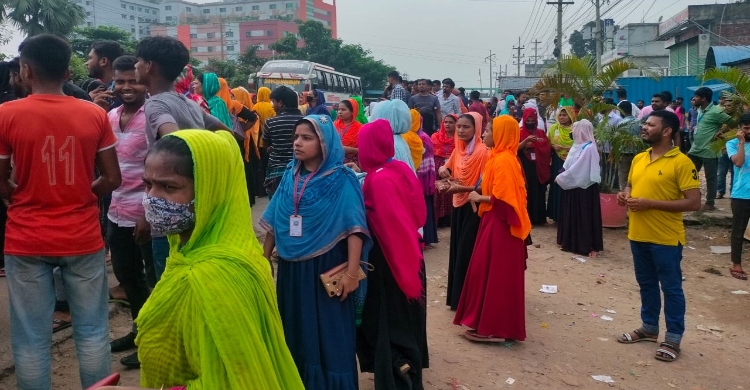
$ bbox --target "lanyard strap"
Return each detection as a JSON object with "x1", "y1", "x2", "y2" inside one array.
[{"x1": 293, "y1": 171, "x2": 316, "y2": 216}]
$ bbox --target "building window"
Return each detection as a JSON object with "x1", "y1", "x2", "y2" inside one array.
[
  {"x1": 86, "y1": 11, "x2": 91, "y2": 16},
  {"x1": 247, "y1": 30, "x2": 264, "y2": 37},
  {"x1": 130, "y1": 5, "x2": 134, "y2": 10},
  {"x1": 137, "y1": 7, "x2": 141, "y2": 11},
  {"x1": 129, "y1": 15, "x2": 134, "y2": 20},
  {"x1": 327, "y1": 11, "x2": 332, "y2": 16},
  {"x1": 206, "y1": 32, "x2": 215, "y2": 38},
  {"x1": 207, "y1": 46, "x2": 214, "y2": 52},
  {"x1": 121, "y1": 4, "x2": 125, "y2": 8},
  {"x1": 219, "y1": 7, "x2": 226, "y2": 12},
  {"x1": 85, "y1": 0, "x2": 90, "y2": 4},
  {"x1": 258, "y1": 44, "x2": 265, "y2": 50},
  {"x1": 286, "y1": 3, "x2": 294, "y2": 9},
  {"x1": 266, "y1": 30, "x2": 273, "y2": 36},
  {"x1": 226, "y1": 45, "x2": 234, "y2": 51},
  {"x1": 131, "y1": 27, "x2": 135, "y2": 32},
  {"x1": 327, "y1": 21, "x2": 331, "y2": 26},
  {"x1": 225, "y1": 31, "x2": 234, "y2": 37},
  {"x1": 190, "y1": 33, "x2": 197, "y2": 38},
  {"x1": 166, "y1": 16, "x2": 172, "y2": 21},
  {"x1": 203, "y1": 9, "x2": 210, "y2": 14},
  {"x1": 191, "y1": 47, "x2": 197, "y2": 52},
  {"x1": 88, "y1": 22, "x2": 93, "y2": 27},
  {"x1": 165, "y1": 5, "x2": 171, "y2": 10},
  {"x1": 122, "y1": 14, "x2": 126, "y2": 18},
  {"x1": 269, "y1": 4, "x2": 276, "y2": 9},
  {"x1": 235, "y1": 6, "x2": 242, "y2": 11},
  {"x1": 252, "y1": 5, "x2": 259, "y2": 10}
]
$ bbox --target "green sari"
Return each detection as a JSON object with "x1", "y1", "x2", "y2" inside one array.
[{"x1": 136, "y1": 130, "x2": 304, "y2": 390}]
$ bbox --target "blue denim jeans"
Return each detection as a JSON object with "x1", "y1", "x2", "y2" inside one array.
[
  {"x1": 151, "y1": 236, "x2": 169, "y2": 282},
  {"x1": 717, "y1": 152, "x2": 734, "y2": 196},
  {"x1": 630, "y1": 241, "x2": 685, "y2": 344},
  {"x1": 5, "y1": 250, "x2": 111, "y2": 390}
]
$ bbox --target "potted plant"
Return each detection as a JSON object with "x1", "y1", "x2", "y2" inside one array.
[{"x1": 534, "y1": 55, "x2": 653, "y2": 227}]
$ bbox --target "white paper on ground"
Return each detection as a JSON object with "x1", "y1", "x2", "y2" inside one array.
[
  {"x1": 731, "y1": 290, "x2": 749, "y2": 295},
  {"x1": 505, "y1": 377, "x2": 516, "y2": 385},
  {"x1": 572, "y1": 256, "x2": 587, "y2": 263},
  {"x1": 605, "y1": 309, "x2": 616, "y2": 314},
  {"x1": 539, "y1": 285, "x2": 558, "y2": 294},
  {"x1": 592, "y1": 375, "x2": 615, "y2": 383},
  {"x1": 710, "y1": 246, "x2": 731, "y2": 254},
  {"x1": 600, "y1": 315, "x2": 614, "y2": 321}
]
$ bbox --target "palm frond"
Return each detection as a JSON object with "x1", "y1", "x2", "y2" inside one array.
[{"x1": 703, "y1": 67, "x2": 750, "y2": 97}]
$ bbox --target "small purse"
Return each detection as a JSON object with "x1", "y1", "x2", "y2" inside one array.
[{"x1": 320, "y1": 261, "x2": 374, "y2": 298}]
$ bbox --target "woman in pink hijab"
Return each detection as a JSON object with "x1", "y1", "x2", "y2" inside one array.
[{"x1": 356, "y1": 119, "x2": 429, "y2": 390}]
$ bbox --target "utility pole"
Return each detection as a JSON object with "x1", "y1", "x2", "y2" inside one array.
[
  {"x1": 594, "y1": 0, "x2": 602, "y2": 73},
  {"x1": 547, "y1": 0, "x2": 574, "y2": 60},
  {"x1": 530, "y1": 40, "x2": 542, "y2": 65},
  {"x1": 478, "y1": 68, "x2": 483, "y2": 90},
  {"x1": 512, "y1": 37, "x2": 525, "y2": 76},
  {"x1": 485, "y1": 50, "x2": 496, "y2": 90}
]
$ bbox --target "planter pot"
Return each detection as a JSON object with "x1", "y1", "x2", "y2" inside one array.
[{"x1": 600, "y1": 193, "x2": 627, "y2": 228}]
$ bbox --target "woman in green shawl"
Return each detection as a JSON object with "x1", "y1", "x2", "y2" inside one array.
[
  {"x1": 201, "y1": 73, "x2": 233, "y2": 128},
  {"x1": 102, "y1": 130, "x2": 303, "y2": 390}
]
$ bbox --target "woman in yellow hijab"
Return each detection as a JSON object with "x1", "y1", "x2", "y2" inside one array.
[
  {"x1": 255, "y1": 86, "x2": 277, "y2": 127},
  {"x1": 132, "y1": 130, "x2": 304, "y2": 389},
  {"x1": 453, "y1": 115, "x2": 531, "y2": 343},
  {"x1": 403, "y1": 109, "x2": 425, "y2": 168},
  {"x1": 547, "y1": 106, "x2": 576, "y2": 222}
]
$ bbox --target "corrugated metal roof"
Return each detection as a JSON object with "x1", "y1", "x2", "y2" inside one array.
[
  {"x1": 705, "y1": 46, "x2": 750, "y2": 68},
  {"x1": 497, "y1": 77, "x2": 540, "y2": 91},
  {"x1": 723, "y1": 57, "x2": 750, "y2": 67}
]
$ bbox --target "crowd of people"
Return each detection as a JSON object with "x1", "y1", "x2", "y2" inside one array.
[{"x1": 0, "y1": 30, "x2": 746, "y2": 390}]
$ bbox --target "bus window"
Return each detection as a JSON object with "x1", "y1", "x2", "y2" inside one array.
[
  {"x1": 315, "y1": 70, "x2": 326, "y2": 90},
  {"x1": 346, "y1": 78, "x2": 353, "y2": 94},
  {"x1": 324, "y1": 72, "x2": 334, "y2": 92}
]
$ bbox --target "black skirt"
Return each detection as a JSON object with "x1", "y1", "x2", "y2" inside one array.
[
  {"x1": 357, "y1": 239, "x2": 429, "y2": 390},
  {"x1": 557, "y1": 184, "x2": 604, "y2": 256},
  {"x1": 423, "y1": 195, "x2": 438, "y2": 245},
  {"x1": 446, "y1": 203, "x2": 481, "y2": 311},
  {"x1": 547, "y1": 152, "x2": 564, "y2": 222},
  {"x1": 519, "y1": 152, "x2": 549, "y2": 225}
]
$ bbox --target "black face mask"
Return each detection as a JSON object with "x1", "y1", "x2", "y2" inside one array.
[
  {"x1": 744, "y1": 134, "x2": 750, "y2": 142},
  {"x1": 306, "y1": 96, "x2": 314, "y2": 103}
]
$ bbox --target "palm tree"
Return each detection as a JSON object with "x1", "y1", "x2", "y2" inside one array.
[{"x1": 3, "y1": 0, "x2": 86, "y2": 37}]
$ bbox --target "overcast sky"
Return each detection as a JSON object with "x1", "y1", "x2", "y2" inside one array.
[{"x1": 0, "y1": 0, "x2": 734, "y2": 88}]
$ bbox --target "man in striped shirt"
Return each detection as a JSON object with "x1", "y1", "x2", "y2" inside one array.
[{"x1": 264, "y1": 86, "x2": 304, "y2": 199}]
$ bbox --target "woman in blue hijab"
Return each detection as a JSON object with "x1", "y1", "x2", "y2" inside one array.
[
  {"x1": 202, "y1": 72, "x2": 233, "y2": 127},
  {"x1": 260, "y1": 115, "x2": 372, "y2": 390},
  {"x1": 370, "y1": 99, "x2": 416, "y2": 170},
  {"x1": 306, "y1": 89, "x2": 330, "y2": 116}
]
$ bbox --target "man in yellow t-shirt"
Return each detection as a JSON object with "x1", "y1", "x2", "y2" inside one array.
[{"x1": 616, "y1": 110, "x2": 700, "y2": 363}]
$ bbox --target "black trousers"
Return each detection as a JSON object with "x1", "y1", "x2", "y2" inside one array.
[
  {"x1": 731, "y1": 199, "x2": 750, "y2": 265},
  {"x1": 107, "y1": 221, "x2": 153, "y2": 329}
]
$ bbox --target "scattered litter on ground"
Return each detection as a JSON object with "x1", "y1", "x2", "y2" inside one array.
[
  {"x1": 591, "y1": 375, "x2": 615, "y2": 383},
  {"x1": 540, "y1": 285, "x2": 558, "y2": 294},
  {"x1": 541, "y1": 323, "x2": 548, "y2": 328},
  {"x1": 572, "y1": 256, "x2": 587, "y2": 263},
  {"x1": 505, "y1": 377, "x2": 516, "y2": 385},
  {"x1": 600, "y1": 315, "x2": 614, "y2": 321},
  {"x1": 710, "y1": 246, "x2": 731, "y2": 254},
  {"x1": 591, "y1": 313, "x2": 598, "y2": 317},
  {"x1": 687, "y1": 246, "x2": 696, "y2": 250},
  {"x1": 597, "y1": 337, "x2": 609, "y2": 341},
  {"x1": 605, "y1": 309, "x2": 616, "y2": 314},
  {"x1": 703, "y1": 267, "x2": 722, "y2": 275},
  {"x1": 732, "y1": 290, "x2": 749, "y2": 295}
]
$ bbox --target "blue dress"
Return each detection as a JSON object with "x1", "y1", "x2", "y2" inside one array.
[{"x1": 277, "y1": 240, "x2": 358, "y2": 390}]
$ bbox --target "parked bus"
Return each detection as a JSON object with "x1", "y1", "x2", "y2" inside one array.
[{"x1": 249, "y1": 60, "x2": 362, "y2": 108}]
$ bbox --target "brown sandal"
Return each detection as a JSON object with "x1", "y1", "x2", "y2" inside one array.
[
  {"x1": 618, "y1": 328, "x2": 658, "y2": 344},
  {"x1": 463, "y1": 329, "x2": 504, "y2": 343},
  {"x1": 655, "y1": 341, "x2": 680, "y2": 362}
]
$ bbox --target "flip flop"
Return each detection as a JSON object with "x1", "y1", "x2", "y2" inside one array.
[
  {"x1": 52, "y1": 318, "x2": 72, "y2": 333},
  {"x1": 730, "y1": 268, "x2": 748, "y2": 280},
  {"x1": 463, "y1": 329, "x2": 504, "y2": 343}
]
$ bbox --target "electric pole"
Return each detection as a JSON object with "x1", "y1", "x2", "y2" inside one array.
[
  {"x1": 530, "y1": 40, "x2": 542, "y2": 65},
  {"x1": 594, "y1": 0, "x2": 602, "y2": 73},
  {"x1": 485, "y1": 50, "x2": 496, "y2": 90},
  {"x1": 513, "y1": 37, "x2": 525, "y2": 76},
  {"x1": 548, "y1": 0, "x2": 574, "y2": 59}
]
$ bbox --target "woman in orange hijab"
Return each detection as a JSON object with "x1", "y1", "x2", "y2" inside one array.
[
  {"x1": 333, "y1": 98, "x2": 363, "y2": 165},
  {"x1": 453, "y1": 115, "x2": 531, "y2": 343},
  {"x1": 436, "y1": 112, "x2": 489, "y2": 311}
]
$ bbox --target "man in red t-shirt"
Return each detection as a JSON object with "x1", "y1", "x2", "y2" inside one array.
[
  {"x1": 0, "y1": 34, "x2": 121, "y2": 389},
  {"x1": 468, "y1": 90, "x2": 490, "y2": 126}
]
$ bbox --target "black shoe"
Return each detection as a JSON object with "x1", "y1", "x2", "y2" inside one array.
[
  {"x1": 110, "y1": 332, "x2": 136, "y2": 352},
  {"x1": 120, "y1": 351, "x2": 140, "y2": 368}
]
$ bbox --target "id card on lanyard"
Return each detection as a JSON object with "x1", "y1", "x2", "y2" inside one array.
[{"x1": 290, "y1": 171, "x2": 316, "y2": 237}]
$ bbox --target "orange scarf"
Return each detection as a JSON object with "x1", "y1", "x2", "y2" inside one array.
[
  {"x1": 218, "y1": 78, "x2": 245, "y2": 116},
  {"x1": 445, "y1": 112, "x2": 489, "y2": 207},
  {"x1": 233, "y1": 87, "x2": 260, "y2": 161},
  {"x1": 479, "y1": 115, "x2": 531, "y2": 240},
  {"x1": 402, "y1": 109, "x2": 424, "y2": 168},
  {"x1": 333, "y1": 98, "x2": 363, "y2": 148}
]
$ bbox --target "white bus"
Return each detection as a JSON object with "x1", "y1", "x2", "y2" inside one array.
[{"x1": 249, "y1": 60, "x2": 363, "y2": 108}]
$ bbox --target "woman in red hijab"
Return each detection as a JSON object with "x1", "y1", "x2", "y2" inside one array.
[
  {"x1": 519, "y1": 107, "x2": 551, "y2": 225},
  {"x1": 356, "y1": 119, "x2": 428, "y2": 390},
  {"x1": 334, "y1": 98, "x2": 363, "y2": 165},
  {"x1": 431, "y1": 114, "x2": 458, "y2": 226}
]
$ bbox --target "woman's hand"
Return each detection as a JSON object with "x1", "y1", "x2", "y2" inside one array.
[
  {"x1": 345, "y1": 162, "x2": 362, "y2": 173},
  {"x1": 446, "y1": 179, "x2": 463, "y2": 194},
  {"x1": 468, "y1": 191, "x2": 482, "y2": 203},
  {"x1": 438, "y1": 166, "x2": 451, "y2": 179},
  {"x1": 338, "y1": 273, "x2": 359, "y2": 301},
  {"x1": 552, "y1": 144, "x2": 562, "y2": 152}
]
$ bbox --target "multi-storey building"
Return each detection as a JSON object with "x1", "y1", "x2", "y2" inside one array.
[{"x1": 77, "y1": 0, "x2": 337, "y2": 49}]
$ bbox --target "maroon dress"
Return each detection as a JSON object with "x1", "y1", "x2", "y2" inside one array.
[{"x1": 453, "y1": 198, "x2": 527, "y2": 341}]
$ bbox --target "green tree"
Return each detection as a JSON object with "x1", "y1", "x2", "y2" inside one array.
[
  {"x1": 203, "y1": 58, "x2": 236, "y2": 80},
  {"x1": 69, "y1": 26, "x2": 137, "y2": 57},
  {"x1": 68, "y1": 54, "x2": 87, "y2": 83},
  {"x1": 269, "y1": 20, "x2": 395, "y2": 91},
  {"x1": 3, "y1": 0, "x2": 86, "y2": 37},
  {"x1": 229, "y1": 45, "x2": 265, "y2": 88},
  {"x1": 568, "y1": 21, "x2": 619, "y2": 58}
]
